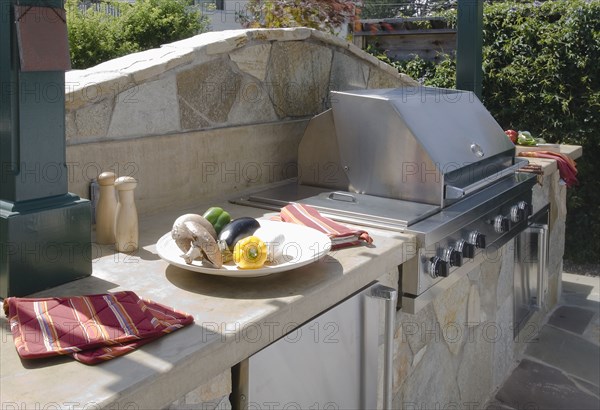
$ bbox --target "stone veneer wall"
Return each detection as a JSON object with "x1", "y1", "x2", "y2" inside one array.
[
  {"x1": 391, "y1": 169, "x2": 567, "y2": 409},
  {"x1": 393, "y1": 241, "x2": 519, "y2": 408},
  {"x1": 64, "y1": 28, "x2": 416, "y2": 215}
]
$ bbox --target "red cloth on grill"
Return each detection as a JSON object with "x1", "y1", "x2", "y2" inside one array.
[
  {"x1": 274, "y1": 203, "x2": 373, "y2": 249},
  {"x1": 3, "y1": 291, "x2": 193, "y2": 365},
  {"x1": 518, "y1": 151, "x2": 578, "y2": 187}
]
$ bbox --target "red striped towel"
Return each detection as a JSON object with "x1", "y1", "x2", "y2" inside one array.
[
  {"x1": 3, "y1": 291, "x2": 193, "y2": 365},
  {"x1": 275, "y1": 203, "x2": 373, "y2": 249}
]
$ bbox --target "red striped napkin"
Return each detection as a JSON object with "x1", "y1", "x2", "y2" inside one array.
[
  {"x1": 275, "y1": 203, "x2": 373, "y2": 249},
  {"x1": 3, "y1": 291, "x2": 193, "y2": 365}
]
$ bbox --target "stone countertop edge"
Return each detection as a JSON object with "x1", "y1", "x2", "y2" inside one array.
[
  {"x1": 0, "y1": 198, "x2": 415, "y2": 409},
  {"x1": 516, "y1": 144, "x2": 582, "y2": 176},
  {"x1": 522, "y1": 157, "x2": 558, "y2": 176},
  {"x1": 559, "y1": 144, "x2": 583, "y2": 160},
  {"x1": 516, "y1": 144, "x2": 582, "y2": 159}
]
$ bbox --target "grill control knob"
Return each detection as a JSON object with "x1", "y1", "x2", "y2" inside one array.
[
  {"x1": 467, "y1": 231, "x2": 486, "y2": 251},
  {"x1": 518, "y1": 201, "x2": 532, "y2": 221},
  {"x1": 456, "y1": 239, "x2": 475, "y2": 259},
  {"x1": 510, "y1": 201, "x2": 532, "y2": 223},
  {"x1": 454, "y1": 239, "x2": 475, "y2": 258},
  {"x1": 494, "y1": 215, "x2": 510, "y2": 233},
  {"x1": 428, "y1": 256, "x2": 449, "y2": 278},
  {"x1": 443, "y1": 246, "x2": 463, "y2": 267},
  {"x1": 510, "y1": 205, "x2": 521, "y2": 223}
]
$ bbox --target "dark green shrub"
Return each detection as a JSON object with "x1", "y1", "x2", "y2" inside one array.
[
  {"x1": 483, "y1": 0, "x2": 600, "y2": 264},
  {"x1": 369, "y1": 0, "x2": 600, "y2": 263},
  {"x1": 371, "y1": 51, "x2": 456, "y2": 89},
  {"x1": 121, "y1": 0, "x2": 205, "y2": 51},
  {"x1": 66, "y1": 1, "x2": 132, "y2": 69},
  {"x1": 66, "y1": 0, "x2": 207, "y2": 69}
]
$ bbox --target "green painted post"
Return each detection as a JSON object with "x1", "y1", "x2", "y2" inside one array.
[
  {"x1": 1, "y1": 0, "x2": 92, "y2": 297},
  {"x1": 0, "y1": 0, "x2": 18, "y2": 200},
  {"x1": 456, "y1": 0, "x2": 484, "y2": 98}
]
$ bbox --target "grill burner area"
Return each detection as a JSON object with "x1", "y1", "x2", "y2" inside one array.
[{"x1": 238, "y1": 182, "x2": 439, "y2": 231}]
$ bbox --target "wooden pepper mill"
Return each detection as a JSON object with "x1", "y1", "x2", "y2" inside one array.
[
  {"x1": 95, "y1": 172, "x2": 117, "y2": 244},
  {"x1": 114, "y1": 176, "x2": 138, "y2": 253}
]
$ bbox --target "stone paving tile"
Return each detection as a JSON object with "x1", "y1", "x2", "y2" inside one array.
[
  {"x1": 494, "y1": 359, "x2": 600, "y2": 410},
  {"x1": 548, "y1": 306, "x2": 595, "y2": 334},
  {"x1": 561, "y1": 275, "x2": 600, "y2": 312},
  {"x1": 561, "y1": 294, "x2": 600, "y2": 312},
  {"x1": 484, "y1": 399, "x2": 516, "y2": 410},
  {"x1": 573, "y1": 376, "x2": 600, "y2": 399},
  {"x1": 525, "y1": 325, "x2": 600, "y2": 387},
  {"x1": 582, "y1": 312, "x2": 600, "y2": 346}
]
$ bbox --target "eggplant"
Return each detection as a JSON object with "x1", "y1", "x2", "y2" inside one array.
[{"x1": 218, "y1": 217, "x2": 261, "y2": 250}]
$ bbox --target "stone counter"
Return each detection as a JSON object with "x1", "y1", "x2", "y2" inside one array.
[
  {"x1": 0, "y1": 155, "x2": 577, "y2": 410},
  {"x1": 0, "y1": 199, "x2": 415, "y2": 409}
]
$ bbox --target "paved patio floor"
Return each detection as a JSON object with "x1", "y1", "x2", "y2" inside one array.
[{"x1": 486, "y1": 273, "x2": 600, "y2": 410}]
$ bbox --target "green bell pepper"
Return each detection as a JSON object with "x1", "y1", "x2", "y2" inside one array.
[{"x1": 202, "y1": 207, "x2": 232, "y2": 234}]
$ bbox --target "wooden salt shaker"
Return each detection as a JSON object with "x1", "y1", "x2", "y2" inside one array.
[
  {"x1": 114, "y1": 176, "x2": 138, "y2": 253},
  {"x1": 95, "y1": 172, "x2": 117, "y2": 244}
]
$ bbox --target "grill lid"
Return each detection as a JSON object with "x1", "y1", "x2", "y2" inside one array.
[{"x1": 329, "y1": 87, "x2": 517, "y2": 207}]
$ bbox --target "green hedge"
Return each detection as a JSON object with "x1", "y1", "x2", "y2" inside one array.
[
  {"x1": 483, "y1": 1, "x2": 600, "y2": 264},
  {"x1": 66, "y1": 0, "x2": 207, "y2": 69},
  {"x1": 371, "y1": 0, "x2": 600, "y2": 263}
]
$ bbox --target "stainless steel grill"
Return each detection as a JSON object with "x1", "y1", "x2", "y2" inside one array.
[{"x1": 233, "y1": 86, "x2": 539, "y2": 312}]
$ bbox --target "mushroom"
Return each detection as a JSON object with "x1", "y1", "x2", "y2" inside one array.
[
  {"x1": 171, "y1": 213, "x2": 216, "y2": 252},
  {"x1": 171, "y1": 214, "x2": 222, "y2": 268}
]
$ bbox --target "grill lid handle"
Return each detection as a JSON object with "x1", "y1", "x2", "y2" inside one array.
[
  {"x1": 444, "y1": 158, "x2": 529, "y2": 200},
  {"x1": 328, "y1": 192, "x2": 357, "y2": 203}
]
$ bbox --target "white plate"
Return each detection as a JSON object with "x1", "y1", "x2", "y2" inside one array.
[{"x1": 156, "y1": 220, "x2": 332, "y2": 277}]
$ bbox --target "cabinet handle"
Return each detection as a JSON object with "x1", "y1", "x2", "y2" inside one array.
[
  {"x1": 369, "y1": 285, "x2": 397, "y2": 410},
  {"x1": 530, "y1": 223, "x2": 549, "y2": 308}
]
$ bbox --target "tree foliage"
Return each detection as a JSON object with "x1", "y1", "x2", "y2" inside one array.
[
  {"x1": 370, "y1": 0, "x2": 600, "y2": 263},
  {"x1": 239, "y1": 0, "x2": 357, "y2": 34},
  {"x1": 359, "y1": 0, "x2": 457, "y2": 19},
  {"x1": 66, "y1": 0, "x2": 207, "y2": 69},
  {"x1": 121, "y1": 0, "x2": 204, "y2": 50}
]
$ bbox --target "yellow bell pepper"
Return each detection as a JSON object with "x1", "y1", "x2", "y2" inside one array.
[{"x1": 233, "y1": 236, "x2": 268, "y2": 269}]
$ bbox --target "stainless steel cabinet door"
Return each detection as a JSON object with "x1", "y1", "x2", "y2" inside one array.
[
  {"x1": 233, "y1": 283, "x2": 395, "y2": 410},
  {"x1": 514, "y1": 206, "x2": 549, "y2": 337}
]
